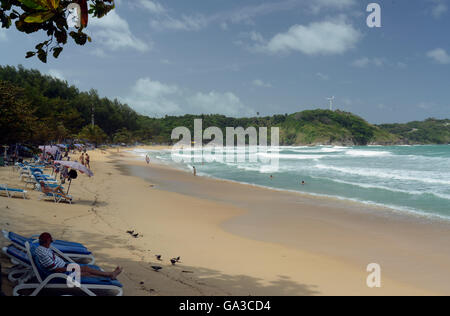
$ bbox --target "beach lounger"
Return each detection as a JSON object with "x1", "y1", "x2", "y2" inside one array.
[
  {"x1": 40, "y1": 191, "x2": 73, "y2": 204},
  {"x1": 12, "y1": 242, "x2": 122, "y2": 296},
  {"x1": 0, "y1": 184, "x2": 27, "y2": 199},
  {"x1": 2, "y1": 245, "x2": 34, "y2": 283},
  {"x1": 1, "y1": 230, "x2": 94, "y2": 264}
]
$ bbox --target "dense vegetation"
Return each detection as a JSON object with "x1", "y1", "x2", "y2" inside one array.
[
  {"x1": 379, "y1": 119, "x2": 450, "y2": 144},
  {"x1": 0, "y1": 65, "x2": 448, "y2": 146}
]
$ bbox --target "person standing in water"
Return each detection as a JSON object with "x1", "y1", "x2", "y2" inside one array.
[
  {"x1": 193, "y1": 166, "x2": 197, "y2": 176},
  {"x1": 145, "y1": 155, "x2": 150, "y2": 165}
]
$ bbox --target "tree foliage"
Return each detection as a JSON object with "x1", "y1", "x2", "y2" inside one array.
[
  {"x1": 78, "y1": 124, "x2": 107, "y2": 145},
  {"x1": 0, "y1": 65, "x2": 447, "y2": 146},
  {"x1": 0, "y1": 80, "x2": 36, "y2": 144},
  {"x1": 0, "y1": 0, "x2": 115, "y2": 62}
]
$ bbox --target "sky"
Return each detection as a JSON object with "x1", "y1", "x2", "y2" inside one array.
[{"x1": 1, "y1": 0, "x2": 450, "y2": 123}]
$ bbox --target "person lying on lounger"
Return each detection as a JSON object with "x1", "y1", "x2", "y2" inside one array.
[
  {"x1": 36, "y1": 233, "x2": 123, "y2": 279},
  {"x1": 39, "y1": 181, "x2": 71, "y2": 201}
]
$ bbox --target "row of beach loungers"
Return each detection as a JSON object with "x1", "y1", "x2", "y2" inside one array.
[
  {"x1": 0, "y1": 161, "x2": 72, "y2": 204},
  {"x1": 1, "y1": 230, "x2": 123, "y2": 296}
]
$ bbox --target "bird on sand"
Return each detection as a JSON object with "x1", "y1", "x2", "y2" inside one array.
[{"x1": 151, "y1": 266, "x2": 162, "y2": 272}]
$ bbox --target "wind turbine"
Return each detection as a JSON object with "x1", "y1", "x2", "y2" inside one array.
[{"x1": 326, "y1": 96, "x2": 335, "y2": 111}]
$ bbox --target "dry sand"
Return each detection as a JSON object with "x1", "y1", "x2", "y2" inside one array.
[{"x1": 1, "y1": 146, "x2": 449, "y2": 296}]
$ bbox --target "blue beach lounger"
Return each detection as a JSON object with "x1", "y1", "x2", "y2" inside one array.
[
  {"x1": 2, "y1": 230, "x2": 95, "y2": 264},
  {"x1": 11, "y1": 243, "x2": 122, "y2": 296},
  {"x1": 2, "y1": 245, "x2": 34, "y2": 283},
  {"x1": 0, "y1": 184, "x2": 27, "y2": 199}
]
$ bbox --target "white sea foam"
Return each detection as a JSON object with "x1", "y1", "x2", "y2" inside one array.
[
  {"x1": 344, "y1": 149, "x2": 392, "y2": 157},
  {"x1": 314, "y1": 164, "x2": 450, "y2": 185}
]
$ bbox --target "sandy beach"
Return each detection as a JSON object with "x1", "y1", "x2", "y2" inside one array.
[{"x1": 1, "y1": 146, "x2": 449, "y2": 296}]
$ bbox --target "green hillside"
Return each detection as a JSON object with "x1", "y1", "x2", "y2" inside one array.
[
  {"x1": 0, "y1": 65, "x2": 447, "y2": 146},
  {"x1": 378, "y1": 119, "x2": 450, "y2": 144}
]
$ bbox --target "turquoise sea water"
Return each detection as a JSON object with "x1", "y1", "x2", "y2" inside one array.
[{"x1": 136, "y1": 145, "x2": 450, "y2": 221}]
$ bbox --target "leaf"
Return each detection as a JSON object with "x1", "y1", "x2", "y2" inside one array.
[
  {"x1": 37, "y1": 49, "x2": 47, "y2": 63},
  {"x1": 25, "y1": 51, "x2": 36, "y2": 58},
  {"x1": 45, "y1": 0, "x2": 60, "y2": 10},
  {"x1": 17, "y1": 0, "x2": 47, "y2": 10},
  {"x1": 24, "y1": 11, "x2": 54, "y2": 23},
  {"x1": 52, "y1": 47, "x2": 63, "y2": 58}
]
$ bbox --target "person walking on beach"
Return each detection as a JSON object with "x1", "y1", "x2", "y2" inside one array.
[
  {"x1": 145, "y1": 155, "x2": 150, "y2": 165},
  {"x1": 85, "y1": 153, "x2": 91, "y2": 169},
  {"x1": 36, "y1": 233, "x2": 123, "y2": 280},
  {"x1": 79, "y1": 153, "x2": 85, "y2": 166},
  {"x1": 193, "y1": 166, "x2": 197, "y2": 177}
]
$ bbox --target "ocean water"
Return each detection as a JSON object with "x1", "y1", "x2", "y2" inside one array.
[{"x1": 135, "y1": 145, "x2": 450, "y2": 221}]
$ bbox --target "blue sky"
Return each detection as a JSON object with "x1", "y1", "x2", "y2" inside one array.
[{"x1": 1, "y1": 0, "x2": 449, "y2": 123}]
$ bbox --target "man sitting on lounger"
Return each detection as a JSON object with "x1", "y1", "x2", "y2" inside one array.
[{"x1": 36, "y1": 233, "x2": 122, "y2": 279}]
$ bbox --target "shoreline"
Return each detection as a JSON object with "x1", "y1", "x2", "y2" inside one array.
[
  {"x1": 123, "y1": 147, "x2": 450, "y2": 295},
  {"x1": 1, "y1": 147, "x2": 449, "y2": 296},
  {"x1": 128, "y1": 146, "x2": 450, "y2": 224}
]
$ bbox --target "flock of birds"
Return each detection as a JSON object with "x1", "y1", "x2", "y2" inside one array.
[{"x1": 126, "y1": 230, "x2": 181, "y2": 272}]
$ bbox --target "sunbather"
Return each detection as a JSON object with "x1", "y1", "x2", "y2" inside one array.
[
  {"x1": 39, "y1": 181, "x2": 71, "y2": 201},
  {"x1": 36, "y1": 233, "x2": 122, "y2": 279}
]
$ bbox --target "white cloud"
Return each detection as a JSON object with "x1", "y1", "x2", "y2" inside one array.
[
  {"x1": 187, "y1": 91, "x2": 255, "y2": 117},
  {"x1": 150, "y1": 15, "x2": 208, "y2": 31},
  {"x1": 252, "y1": 20, "x2": 361, "y2": 56},
  {"x1": 137, "y1": 0, "x2": 165, "y2": 14},
  {"x1": 316, "y1": 72, "x2": 329, "y2": 80},
  {"x1": 0, "y1": 28, "x2": 7, "y2": 41},
  {"x1": 352, "y1": 57, "x2": 385, "y2": 68},
  {"x1": 252, "y1": 79, "x2": 272, "y2": 88},
  {"x1": 308, "y1": 0, "x2": 357, "y2": 14},
  {"x1": 121, "y1": 78, "x2": 255, "y2": 117},
  {"x1": 147, "y1": 0, "x2": 357, "y2": 33},
  {"x1": 48, "y1": 69, "x2": 65, "y2": 81},
  {"x1": 431, "y1": 0, "x2": 448, "y2": 18},
  {"x1": 427, "y1": 48, "x2": 450, "y2": 64},
  {"x1": 89, "y1": 11, "x2": 150, "y2": 52},
  {"x1": 418, "y1": 102, "x2": 434, "y2": 110},
  {"x1": 228, "y1": 0, "x2": 356, "y2": 25}
]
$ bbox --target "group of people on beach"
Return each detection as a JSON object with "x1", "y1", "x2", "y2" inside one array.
[{"x1": 79, "y1": 152, "x2": 91, "y2": 169}]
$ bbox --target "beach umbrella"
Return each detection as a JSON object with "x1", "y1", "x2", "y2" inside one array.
[
  {"x1": 39, "y1": 145, "x2": 59, "y2": 156},
  {"x1": 54, "y1": 160, "x2": 94, "y2": 194},
  {"x1": 54, "y1": 161, "x2": 93, "y2": 177}
]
